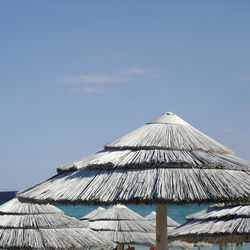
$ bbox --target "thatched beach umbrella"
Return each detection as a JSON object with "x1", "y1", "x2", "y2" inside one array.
[
  {"x1": 169, "y1": 204, "x2": 250, "y2": 249},
  {"x1": 194, "y1": 242, "x2": 213, "y2": 250},
  {"x1": 168, "y1": 241, "x2": 194, "y2": 249},
  {"x1": 0, "y1": 198, "x2": 115, "y2": 249},
  {"x1": 86, "y1": 204, "x2": 155, "y2": 249},
  {"x1": 80, "y1": 206, "x2": 105, "y2": 220},
  {"x1": 17, "y1": 112, "x2": 250, "y2": 250},
  {"x1": 145, "y1": 211, "x2": 180, "y2": 228},
  {"x1": 145, "y1": 211, "x2": 196, "y2": 249}
]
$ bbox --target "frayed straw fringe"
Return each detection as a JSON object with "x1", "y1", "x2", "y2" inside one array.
[
  {"x1": 186, "y1": 204, "x2": 250, "y2": 221},
  {"x1": 0, "y1": 198, "x2": 62, "y2": 215},
  {"x1": 18, "y1": 168, "x2": 250, "y2": 205},
  {"x1": 98, "y1": 231, "x2": 156, "y2": 246},
  {"x1": 0, "y1": 199, "x2": 115, "y2": 249},
  {"x1": 169, "y1": 232, "x2": 250, "y2": 244},
  {"x1": 57, "y1": 149, "x2": 249, "y2": 173},
  {"x1": 0, "y1": 214, "x2": 87, "y2": 229},
  {"x1": 0, "y1": 228, "x2": 115, "y2": 249},
  {"x1": 169, "y1": 204, "x2": 250, "y2": 244}
]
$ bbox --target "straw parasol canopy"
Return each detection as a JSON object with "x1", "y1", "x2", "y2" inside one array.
[
  {"x1": 80, "y1": 206, "x2": 105, "y2": 220},
  {"x1": 18, "y1": 112, "x2": 250, "y2": 205},
  {"x1": 17, "y1": 112, "x2": 250, "y2": 249},
  {"x1": 144, "y1": 211, "x2": 196, "y2": 249},
  {"x1": 168, "y1": 240, "x2": 194, "y2": 249},
  {"x1": 145, "y1": 211, "x2": 180, "y2": 228},
  {"x1": 0, "y1": 198, "x2": 115, "y2": 249},
  {"x1": 86, "y1": 204, "x2": 155, "y2": 246},
  {"x1": 81, "y1": 206, "x2": 193, "y2": 249},
  {"x1": 194, "y1": 242, "x2": 213, "y2": 249},
  {"x1": 169, "y1": 203, "x2": 250, "y2": 244}
]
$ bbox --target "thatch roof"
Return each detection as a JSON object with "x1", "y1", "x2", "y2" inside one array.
[
  {"x1": 0, "y1": 198, "x2": 115, "y2": 249},
  {"x1": 168, "y1": 240, "x2": 193, "y2": 249},
  {"x1": 17, "y1": 112, "x2": 250, "y2": 205},
  {"x1": 87, "y1": 204, "x2": 155, "y2": 246},
  {"x1": 145, "y1": 211, "x2": 180, "y2": 227},
  {"x1": 194, "y1": 242, "x2": 213, "y2": 248},
  {"x1": 85, "y1": 205, "x2": 194, "y2": 249},
  {"x1": 169, "y1": 204, "x2": 250, "y2": 243},
  {"x1": 144, "y1": 211, "x2": 196, "y2": 249},
  {"x1": 186, "y1": 203, "x2": 250, "y2": 221},
  {"x1": 80, "y1": 206, "x2": 105, "y2": 220},
  {"x1": 0, "y1": 197, "x2": 62, "y2": 215}
]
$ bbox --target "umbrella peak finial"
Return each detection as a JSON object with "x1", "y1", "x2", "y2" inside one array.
[
  {"x1": 164, "y1": 112, "x2": 175, "y2": 115},
  {"x1": 148, "y1": 112, "x2": 189, "y2": 125}
]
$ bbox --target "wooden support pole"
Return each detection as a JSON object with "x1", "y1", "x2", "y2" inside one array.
[
  {"x1": 219, "y1": 243, "x2": 223, "y2": 250},
  {"x1": 117, "y1": 243, "x2": 123, "y2": 250},
  {"x1": 156, "y1": 203, "x2": 168, "y2": 250}
]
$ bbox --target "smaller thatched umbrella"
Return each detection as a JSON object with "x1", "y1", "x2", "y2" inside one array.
[
  {"x1": 145, "y1": 211, "x2": 193, "y2": 249},
  {"x1": 87, "y1": 204, "x2": 155, "y2": 249},
  {"x1": 145, "y1": 211, "x2": 212, "y2": 249},
  {"x1": 0, "y1": 198, "x2": 115, "y2": 249},
  {"x1": 145, "y1": 211, "x2": 180, "y2": 228},
  {"x1": 168, "y1": 241, "x2": 194, "y2": 249},
  {"x1": 194, "y1": 242, "x2": 213, "y2": 250},
  {"x1": 169, "y1": 204, "x2": 250, "y2": 250},
  {"x1": 80, "y1": 207, "x2": 105, "y2": 220}
]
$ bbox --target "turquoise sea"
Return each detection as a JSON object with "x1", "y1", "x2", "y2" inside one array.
[{"x1": 0, "y1": 192, "x2": 248, "y2": 250}]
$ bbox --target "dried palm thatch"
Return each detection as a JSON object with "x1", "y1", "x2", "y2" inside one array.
[
  {"x1": 186, "y1": 203, "x2": 250, "y2": 221},
  {"x1": 169, "y1": 204, "x2": 250, "y2": 244},
  {"x1": 80, "y1": 206, "x2": 105, "y2": 220},
  {"x1": 194, "y1": 242, "x2": 213, "y2": 248},
  {"x1": 0, "y1": 198, "x2": 115, "y2": 249},
  {"x1": 17, "y1": 112, "x2": 250, "y2": 205},
  {"x1": 85, "y1": 205, "x2": 193, "y2": 249},
  {"x1": 144, "y1": 211, "x2": 196, "y2": 249},
  {"x1": 87, "y1": 204, "x2": 155, "y2": 246},
  {"x1": 168, "y1": 240, "x2": 194, "y2": 249},
  {"x1": 145, "y1": 211, "x2": 180, "y2": 227},
  {"x1": 16, "y1": 112, "x2": 250, "y2": 250},
  {"x1": 0, "y1": 197, "x2": 62, "y2": 215}
]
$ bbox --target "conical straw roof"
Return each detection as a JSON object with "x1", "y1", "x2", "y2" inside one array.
[
  {"x1": 18, "y1": 112, "x2": 250, "y2": 205},
  {"x1": 169, "y1": 203, "x2": 250, "y2": 243},
  {"x1": 194, "y1": 242, "x2": 213, "y2": 248},
  {"x1": 145, "y1": 211, "x2": 180, "y2": 227},
  {"x1": 0, "y1": 197, "x2": 62, "y2": 215},
  {"x1": 80, "y1": 206, "x2": 105, "y2": 220},
  {"x1": 104, "y1": 112, "x2": 233, "y2": 154},
  {"x1": 186, "y1": 203, "x2": 250, "y2": 220},
  {"x1": 144, "y1": 211, "x2": 197, "y2": 249},
  {"x1": 87, "y1": 204, "x2": 155, "y2": 246},
  {"x1": 0, "y1": 198, "x2": 115, "y2": 249},
  {"x1": 168, "y1": 240, "x2": 194, "y2": 249}
]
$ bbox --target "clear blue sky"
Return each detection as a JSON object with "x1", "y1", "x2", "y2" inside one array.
[{"x1": 1, "y1": 1, "x2": 250, "y2": 191}]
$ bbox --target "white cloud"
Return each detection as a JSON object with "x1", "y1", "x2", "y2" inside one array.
[
  {"x1": 70, "y1": 86, "x2": 104, "y2": 94},
  {"x1": 126, "y1": 68, "x2": 150, "y2": 75},
  {"x1": 60, "y1": 68, "x2": 161, "y2": 94},
  {"x1": 62, "y1": 74, "x2": 132, "y2": 84}
]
